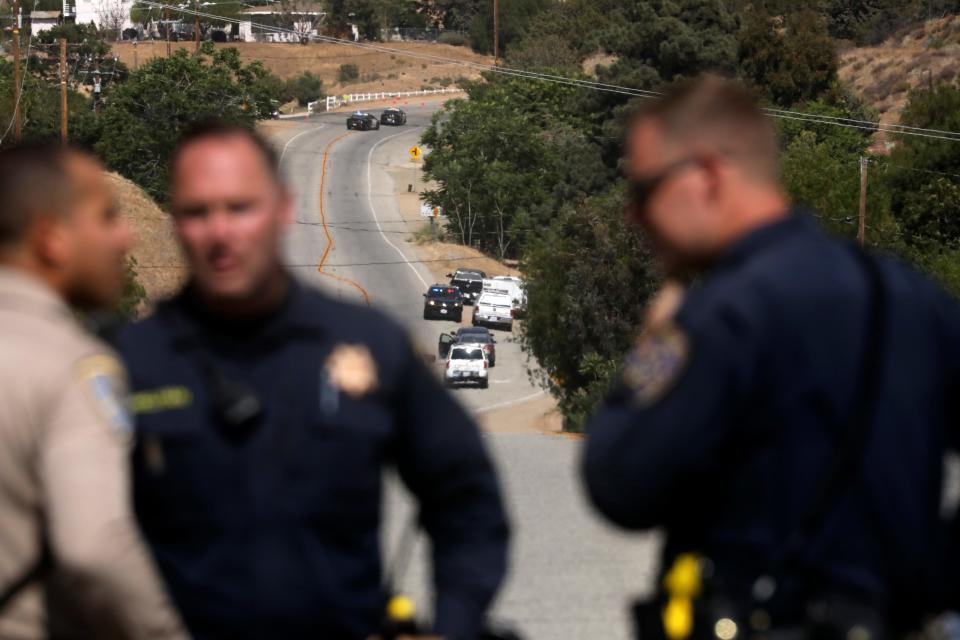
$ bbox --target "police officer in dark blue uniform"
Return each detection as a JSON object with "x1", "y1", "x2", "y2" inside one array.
[
  {"x1": 582, "y1": 77, "x2": 960, "y2": 639},
  {"x1": 113, "y1": 123, "x2": 510, "y2": 640}
]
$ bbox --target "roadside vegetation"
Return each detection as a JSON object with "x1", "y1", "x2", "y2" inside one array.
[
  {"x1": 1, "y1": 0, "x2": 958, "y2": 425},
  {"x1": 421, "y1": 0, "x2": 960, "y2": 431}
]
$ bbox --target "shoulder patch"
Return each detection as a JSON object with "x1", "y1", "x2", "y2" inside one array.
[
  {"x1": 622, "y1": 323, "x2": 690, "y2": 407},
  {"x1": 76, "y1": 354, "x2": 133, "y2": 442}
]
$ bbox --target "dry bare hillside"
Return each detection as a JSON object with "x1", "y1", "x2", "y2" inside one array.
[
  {"x1": 840, "y1": 15, "x2": 960, "y2": 124},
  {"x1": 112, "y1": 41, "x2": 492, "y2": 94},
  {"x1": 108, "y1": 172, "x2": 186, "y2": 302}
]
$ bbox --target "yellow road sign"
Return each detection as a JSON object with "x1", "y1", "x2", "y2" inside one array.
[{"x1": 409, "y1": 145, "x2": 423, "y2": 161}]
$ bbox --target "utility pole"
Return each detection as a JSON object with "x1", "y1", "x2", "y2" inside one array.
[
  {"x1": 165, "y1": 6, "x2": 171, "y2": 57},
  {"x1": 194, "y1": 0, "x2": 200, "y2": 52},
  {"x1": 492, "y1": 0, "x2": 499, "y2": 63},
  {"x1": 12, "y1": 0, "x2": 22, "y2": 141},
  {"x1": 133, "y1": 38, "x2": 138, "y2": 70},
  {"x1": 858, "y1": 156, "x2": 868, "y2": 247},
  {"x1": 60, "y1": 38, "x2": 68, "y2": 144}
]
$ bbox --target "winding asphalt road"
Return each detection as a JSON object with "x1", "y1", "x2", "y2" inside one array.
[{"x1": 271, "y1": 103, "x2": 659, "y2": 640}]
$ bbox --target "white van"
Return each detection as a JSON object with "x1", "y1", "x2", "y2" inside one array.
[
  {"x1": 491, "y1": 276, "x2": 526, "y2": 317},
  {"x1": 473, "y1": 292, "x2": 514, "y2": 331}
]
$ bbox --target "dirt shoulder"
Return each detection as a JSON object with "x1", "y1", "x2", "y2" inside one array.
[
  {"x1": 112, "y1": 40, "x2": 491, "y2": 93},
  {"x1": 108, "y1": 173, "x2": 186, "y2": 304},
  {"x1": 478, "y1": 393, "x2": 564, "y2": 435}
]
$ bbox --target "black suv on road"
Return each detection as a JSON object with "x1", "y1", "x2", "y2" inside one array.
[
  {"x1": 346, "y1": 111, "x2": 380, "y2": 130},
  {"x1": 423, "y1": 284, "x2": 463, "y2": 321},
  {"x1": 447, "y1": 268, "x2": 486, "y2": 305},
  {"x1": 380, "y1": 107, "x2": 407, "y2": 126}
]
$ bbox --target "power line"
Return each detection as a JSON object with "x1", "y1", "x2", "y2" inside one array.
[{"x1": 134, "y1": 0, "x2": 960, "y2": 143}]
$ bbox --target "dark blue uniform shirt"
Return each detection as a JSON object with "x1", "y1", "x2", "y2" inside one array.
[
  {"x1": 114, "y1": 279, "x2": 509, "y2": 640},
  {"x1": 583, "y1": 212, "x2": 960, "y2": 624}
]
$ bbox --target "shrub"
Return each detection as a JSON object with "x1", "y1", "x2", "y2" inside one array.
[
  {"x1": 937, "y1": 66, "x2": 957, "y2": 82},
  {"x1": 438, "y1": 31, "x2": 469, "y2": 47},
  {"x1": 286, "y1": 71, "x2": 324, "y2": 106},
  {"x1": 337, "y1": 63, "x2": 359, "y2": 83}
]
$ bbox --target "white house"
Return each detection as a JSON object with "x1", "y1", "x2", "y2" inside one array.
[
  {"x1": 65, "y1": 0, "x2": 135, "y2": 36},
  {"x1": 29, "y1": 10, "x2": 61, "y2": 33},
  {"x1": 237, "y1": 4, "x2": 324, "y2": 43}
]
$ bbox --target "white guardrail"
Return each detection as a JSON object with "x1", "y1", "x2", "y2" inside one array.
[{"x1": 308, "y1": 88, "x2": 461, "y2": 114}]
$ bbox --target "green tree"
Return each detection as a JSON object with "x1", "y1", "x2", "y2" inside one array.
[
  {"x1": 0, "y1": 59, "x2": 96, "y2": 148},
  {"x1": 597, "y1": 0, "x2": 739, "y2": 86},
  {"x1": 887, "y1": 83, "x2": 960, "y2": 259},
  {"x1": 94, "y1": 45, "x2": 280, "y2": 203},
  {"x1": 468, "y1": 0, "x2": 554, "y2": 56},
  {"x1": 510, "y1": 0, "x2": 613, "y2": 63},
  {"x1": 287, "y1": 71, "x2": 325, "y2": 106},
  {"x1": 738, "y1": 8, "x2": 837, "y2": 108},
  {"x1": 337, "y1": 63, "x2": 360, "y2": 83},
  {"x1": 324, "y1": 0, "x2": 384, "y2": 39},
  {"x1": 421, "y1": 74, "x2": 594, "y2": 257},
  {"x1": 521, "y1": 186, "x2": 659, "y2": 431}
]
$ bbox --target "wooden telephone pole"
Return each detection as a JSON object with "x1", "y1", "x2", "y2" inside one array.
[
  {"x1": 492, "y1": 0, "x2": 499, "y2": 62},
  {"x1": 165, "y1": 6, "x2": 172, "y2": 57},
  {"x1": 59, "y1": 38, "x2": 67, "y2": 144},
  {"x1": 12, "y1": 0, "x2": 22, "y2": 141},
  {"x1": 858, "y1": 156, "x2": 868, "y2": 246},
  {"x1": 194, "y1": 0, "x2": 200, "y2": 52}
]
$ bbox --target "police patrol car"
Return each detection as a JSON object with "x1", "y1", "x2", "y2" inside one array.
[
  {"x1": 346, "y1": 111, "x2": 380, "y2": 131},
  {"x1": 380, "y1": 107, "x2": 407, "y2": 126},
  {"x1": 422, "y1": 284, "x2": 463, "y2": 321}
]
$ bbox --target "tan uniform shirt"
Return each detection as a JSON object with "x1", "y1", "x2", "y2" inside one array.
[{"x1": 0, "y1": 269, "x2": 188, "y2": 640}]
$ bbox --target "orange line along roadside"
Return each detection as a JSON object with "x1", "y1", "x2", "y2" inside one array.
[{"x1": 317, "y1": 131, "x2": 372, "y2": 306}]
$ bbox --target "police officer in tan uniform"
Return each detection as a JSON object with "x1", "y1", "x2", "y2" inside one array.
[{"x1": 0, "y1": 145, "x2": 188, "y2": 639}]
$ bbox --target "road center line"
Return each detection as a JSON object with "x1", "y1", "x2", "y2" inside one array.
[
  {"x1": 366, "y1": 131, "x2": 430, "y2": 289},
  {"x1": 317, "y1": 131, "x2": 372, "y2": 305}
]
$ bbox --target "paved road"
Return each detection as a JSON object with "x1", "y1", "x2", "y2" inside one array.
[{"x1": 272, "y1": 104, "x2": 659, "y2": 640}]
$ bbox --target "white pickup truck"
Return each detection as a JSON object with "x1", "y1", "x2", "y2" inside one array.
[
  {"x1": 473, "y1": 292, "x2": 514, "y2": 331},
  {"x1": 444, "y1": 344, "x2": 489, "y2": 389}
]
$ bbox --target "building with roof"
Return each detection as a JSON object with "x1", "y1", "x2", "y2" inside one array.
[
  {"x1": 237, "y1": 3, "x2": 325, "y2": 43},
  {"x1": 29, "y1": 10, "x2": 61, "y2": 33}
]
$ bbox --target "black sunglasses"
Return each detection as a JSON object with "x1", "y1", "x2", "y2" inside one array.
[{"x1": 628, "y1": 157, "x2": 698, "y2": 214}]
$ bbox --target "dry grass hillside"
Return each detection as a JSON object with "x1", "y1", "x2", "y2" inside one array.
[
  {"x1": 108, "y1": 172, "x2": 186, "y2": 302},
  {"x1": 112, "y1": 41, "x2": 492, "y2": 94},
  {"x1": 840, "y1": 15, "x2": 960, "y2": 124}
]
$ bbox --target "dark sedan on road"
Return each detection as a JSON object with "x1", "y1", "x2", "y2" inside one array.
[
  {"x1": 346, "y1": 111, "x2": 380, "y2": 131},
  {"x1": 439, "y1": 326, "x2": 497, "y2": 366},
  {"x1": 380, "y1": 107, "x2": 407, "y2": 126},
  {"x1": 423, "y1": 284, "x2": 463, "y2": 321}
]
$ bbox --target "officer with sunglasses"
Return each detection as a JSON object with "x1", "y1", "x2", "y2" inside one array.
[
  {"x1": 112, "y1": 123, "x2": 509, "y2": 640},
  {"x1": 582, "y1": 76, "x2": 960, "y2": 640}
]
